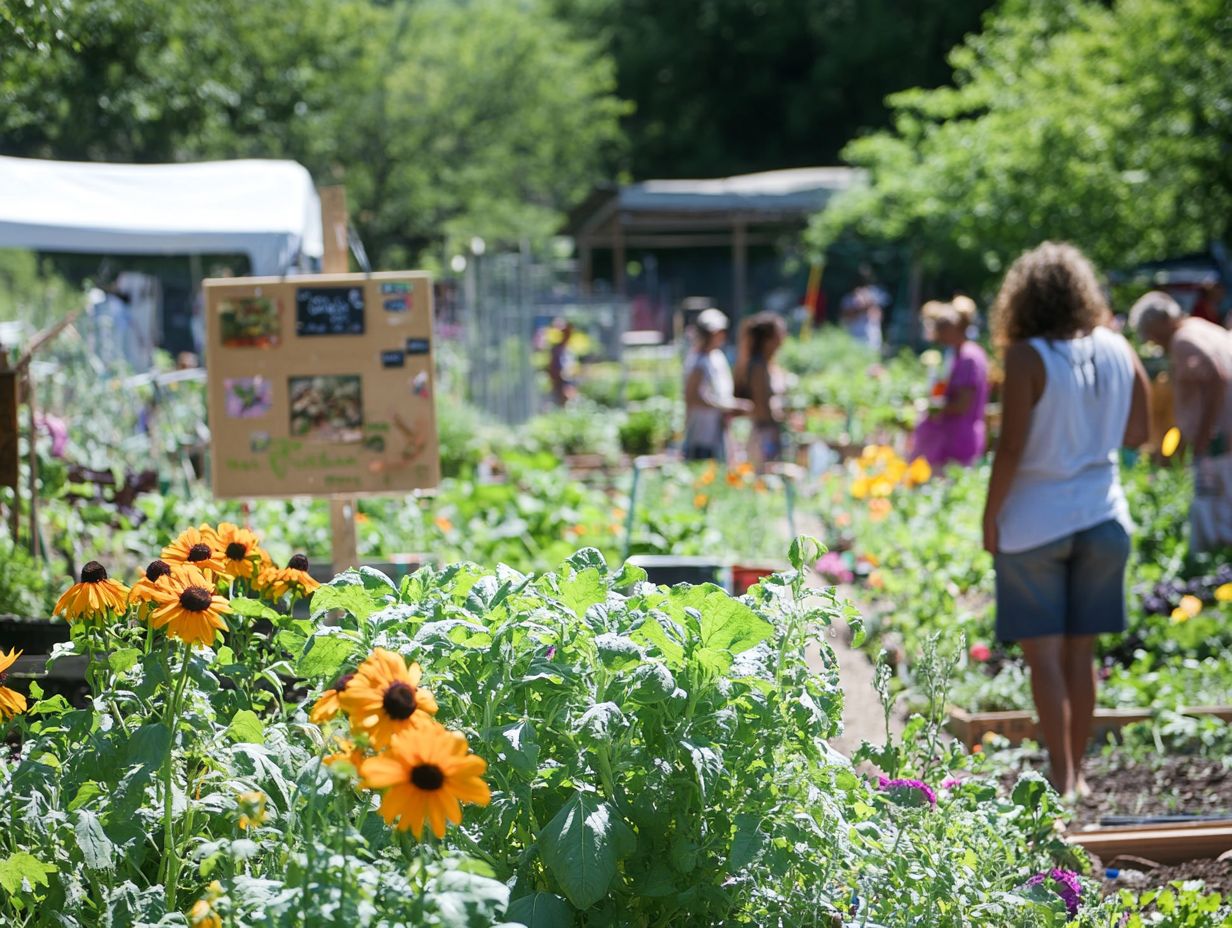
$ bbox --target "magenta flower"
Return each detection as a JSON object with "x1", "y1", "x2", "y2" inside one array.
[
  {"x1": 877, "y1": 776, "x2": 937, "y2": 809},
  {"x1": 815, "y1": 551, "x2": 854, "y2": 584},
  {"x1": 1026, "y1": 868, "x2": 1081, "y2": 917},
  {"x1": 939, "y1": 776, "x2": 962, "y2": 790}
]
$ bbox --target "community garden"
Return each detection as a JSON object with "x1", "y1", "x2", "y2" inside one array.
[{"x1": 2, "y1": 277, "x2": 1230, "y2": 927}]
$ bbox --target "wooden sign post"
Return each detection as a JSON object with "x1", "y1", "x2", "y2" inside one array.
[{"x1": 202, "y1": 189, "x2": 439, "y2": 573}]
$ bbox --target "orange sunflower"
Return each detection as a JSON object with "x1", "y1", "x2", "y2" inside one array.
[
  {"x1": 207, "y1": 522, "x2": 268, "y2": 581},
  {"x1": 360, "y1": 722, "x2": 490, "y2": 839},
  {"x1": 161, "y1": 526, "x2": 229, "y2": 579},
  {"x1": 257, "y1": 554, "x2": 321, "y2": 600},
  {"x1": 148, "y1": 565, "x2": 231, "y2": 647},
  {"x1": 324, "y1": 736, "x2": 366, "y2": 773},
  {"x1": 128, "y1": 559, "x2": 174, "y2": 611},
  {"x1": 310, "y1": 672, "x2": 355, "y2": 725},
  {"x1": 54, "y1": 561, "x2": 130, "y2": 623},
  {"x1": 338, "y1": 648, "x2": 438, "y2": 748},
  {"x1": 0, "y1": 648, "x2": 28, "y2": 720}
]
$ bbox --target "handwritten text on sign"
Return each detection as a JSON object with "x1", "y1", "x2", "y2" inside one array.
[{"x1": 295, "y1": 286, "x2": 366, "y2": 336}]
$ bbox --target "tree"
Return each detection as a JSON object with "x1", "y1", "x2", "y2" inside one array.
[
  {"x1": 553, "y1": 0, "x2": 994, "y2": 178},
  {"x1": 0, "y1": 0, "x2": 627, "y2": 265},
  {"x1": 809, "y1": 0, "x2": 1232, "y2": 292}
]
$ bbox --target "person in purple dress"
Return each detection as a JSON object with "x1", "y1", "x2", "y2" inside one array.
[{"x1": 911, "y1": 296, "x2": 990, "y2": 468}]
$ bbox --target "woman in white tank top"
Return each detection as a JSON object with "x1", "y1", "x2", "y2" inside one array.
[{"x1": 982, "y1": 242, "x2": 1150, "y2": 798}]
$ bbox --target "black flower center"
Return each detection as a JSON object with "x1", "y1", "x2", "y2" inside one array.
[
  {"x1": 333, "y1": 672, "x2": 354, "y2": 693},
  {"x1": 187, "y1": 543, "x2": 212, "y2": 562},
  {"x1": 410, "y1": 763, "x2": 445, "y2": 791},
  {"x1": 81, "y1": 561, "x2": 108, "y2": 583},
  {"x1": 179, "y1": 585, "x2": 213, "y2": 612},
  {"x1": 287, "y1": 554, "x2": 310, "y2": 571},
  {"x1": 225, "y1": 542, "x2": 248, "y2": 561},
  {"x1": 382, "y1": 681, "x2": 417, "y2": 720},
  {"x1": 145, "y1": 559, "x2": 172, "y2": 582}
]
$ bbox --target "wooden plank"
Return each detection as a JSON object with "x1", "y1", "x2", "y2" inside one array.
[
  {"x1": 948, "y1": 706, "x2": 1232, "y2": 748},
  {"x1": 1069, "y1": 823, "x2": 1232, "y2": 866},
  {"x1": 0, "y1": 369, "x2": 17, "y2": 490}
]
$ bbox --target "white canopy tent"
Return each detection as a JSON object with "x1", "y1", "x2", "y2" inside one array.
[{"x1": 0, "y1": 155, "x2": 323, "y2": 275}]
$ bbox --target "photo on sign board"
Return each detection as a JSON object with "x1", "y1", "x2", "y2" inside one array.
[
  {"x1": 219, "y1": 296, "x2": 281, "y2": 348},
  {"x1": 288, "y1": 375, "x2": 364, "y2": 443},
  {"x1": 249, "y1": 431, "x2": 272, "y2": 453},
  {"x1": 224, "y1": 376, "x2": 273, "y2": 419}
]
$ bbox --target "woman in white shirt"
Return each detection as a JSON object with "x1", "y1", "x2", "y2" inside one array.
[
  {"x1": 683, "y1": 309, "x2": 751, "y2": 461},
  {"x1": 982, "y1": 242, "x2": 1150, "y2": 798}
]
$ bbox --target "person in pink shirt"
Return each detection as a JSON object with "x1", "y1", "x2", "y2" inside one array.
[{"x1": 911, "y1": 296, "x2": 991, "y2": 468}]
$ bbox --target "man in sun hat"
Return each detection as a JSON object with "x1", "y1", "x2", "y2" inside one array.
[
  {"x1": 1131, "y1": 289, "x2": 1232, "y2": 550},
  {"x1": 682, "y1": 308, "x2": 751, "y2": 461}
]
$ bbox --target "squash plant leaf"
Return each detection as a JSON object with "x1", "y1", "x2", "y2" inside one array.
[
  {"x1": 506, "y1": 891, "x2": 574, "y2": 928},
  {"x1": 538, "y1": 794, "x2": 623, "y2": 910}
]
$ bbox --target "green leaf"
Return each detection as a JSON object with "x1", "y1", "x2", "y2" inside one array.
[
  {"x1": 1011, "y1": 771, "x2": 1049, "y2": 811},
  {"x1": 296, "y1": 634, "x2": 357, "y2": 679},
  {"x1": 125, "y1": 722, "x2": 171, "y2": 770},
  {"x1": 29, "y1": 693, "x2": 72, "y2": 717},
  {"x1": 668, "y1": 585, "x2": 772, "y2": 655},
  {"x1": 558, "y1": 568, "x2": 607, "y2": 619},
  {"x1": 227, "y1": 709, "x2": 265, "y2": 745},
  {"x1": 594, "y1": 634, "x2": 643, "y2": 670},
  {"x1": 572, "y1": 703, "x2": 626, "y2": 744},
  {"x1": 227, "y1": 597, "x2": 280, "y2": 620},
  {"x1": 564, "y1": 548, "x2": 607, "y2": 574},
  {"x1": 68, "y1": 781, "x2": 104, "y2": 812},
  {"x1": 107, "y1": 648, "x2": 141, "y2": 675},
  {"x1": 74, "y1": 811, "x2": 115, "y2": 870},
  {"x1": 681, "y1": 741, "x2": 723, "y2": 801},
  {"x1": 506, "y1": 892, "x2": 574, "y2": 928},
  {"x1": 727, "y1": 812, "x2": 764, "y2": 872},
  {"x1": 626, "y1": 662, "x2": 674, "y2": 705},
  {"x1": 492, "y1": 721, "x2": 539, "y2": 774},
  {"x1": 788, "y1": 535, "x2": 824, "y2": 572},
  {"x1": 311, "y1": 574, "x2": 382, "y2": 621},
  {"x1": 538, "y1": 794, "x2": 620, "y2": 910},
  {"x1": 0, "y1": 852, "x2": 56, "y2": 897}
]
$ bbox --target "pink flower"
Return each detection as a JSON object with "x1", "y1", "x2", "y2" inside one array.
[
  {"x1": 1025, "y1": 868, "x2": 1081, "y2": 917},
  {"x1": 814, "y1": 551, "x2": 854, "y2": 584},
  {"x1": 939, "y1": 776, "x2": 962, "y2": 790},
  {"x1": 877, "y1": 776, "x2": 937, "y2": 809},
  {"x1": 969, "y1": 642, "x2": 991, "y2": 662}
]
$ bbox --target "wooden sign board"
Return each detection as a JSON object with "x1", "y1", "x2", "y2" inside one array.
[
  {"x1": 0, "y1": 371, "x2": 17, "y2": 489},
  {"x1": 203, "y1": 271, "x2": 439, "y2": 499}
]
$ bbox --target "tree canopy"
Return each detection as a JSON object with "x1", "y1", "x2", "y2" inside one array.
[
  {"x1": 809, "y1": 0, "x2": 1232, "y2": 290},
  {"x1": 0, "y1": 0, "x2": 626, "y2": 266}
]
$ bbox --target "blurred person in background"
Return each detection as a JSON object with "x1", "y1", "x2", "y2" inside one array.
[
  {"x1": 840, "y1": 264, "x2": 889, "y2": 351},
  {"x1": 983, "y1": 242, "x2": 1150, "y2": 799},
  {"x1": 1131, "y1": 290, "x2": 1232, "y2": 551},
  {"x1": 734, "y1": 312, "x2": 788, "y2": 471},
  {"x1": 546, "y1": 318, "x2": 577, "y2": 406},
  {"x1": 910, "y1": 296, "x2": 990, "y2": 468},
  {"x1": 683, "y1": 308, "x2": 750, "y2": 461}
]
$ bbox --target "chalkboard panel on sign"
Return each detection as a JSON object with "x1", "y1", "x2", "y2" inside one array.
[{"x1": 296, "y1": 286, "x2": 365, "y2": 336}]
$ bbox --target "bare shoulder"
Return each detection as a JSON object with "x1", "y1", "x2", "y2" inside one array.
[{"x1": 1004, "y1": 340, "x2": 1042, "y2": 374}]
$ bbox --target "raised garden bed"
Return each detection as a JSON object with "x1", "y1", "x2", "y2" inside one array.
[{"x1": 949, "y1": 705, "x2": 1232, "y2": 749}]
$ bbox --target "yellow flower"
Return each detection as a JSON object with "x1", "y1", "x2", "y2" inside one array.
[
  {"x1": 0, "y1": 648, "x2": 28, "y2": 720},
  {"x1": 906, "y1": 456, "x2": 932, "y2": 486},
  {"x1": 148, "y1": 565, "x2": 231, "y2": 647},
  {"x1": 161, "y1": 526, "x2": 229, "y2": 579},
  {"x1": 257, "y1": 555, "x2": 321, "y2": 601},
  {"x1": 1171, "y1": 594, "x2": 1203, "y2": 623},
  {"x1": 360, "y1": 722, "x2": 490, "y2": 840},
  {"x1": 236, "y1": 790, "x2": 267, "y2": 830},
  {"x1": 863, "y1": 552, "x2": 880, "y2": 568},
  {"x1": 693, "y1": 493, "x2": 709, "y2": 509},
  {"x1": 324, "y1": 736, "x2": 366, "y2": 773},
  {"x1": 188, "y1": 899, "x2": 221, "y2": 928},
  {"x1": 128, "y1": 559, "x2": 174, "y2": 611},
  {"x1": 869, "y1": 476, "x2": 895, "y2": 498},
  {"x1": 1161, "y1": 426, "x2": 1181, "y2": 458},
  {"x1": 851, "y1": 476, "x2": 871, "y2": 500},
  {"x1": 1212, "y1": 583, "x2": 1232, "y2": 603},
  {"x1": 310, "y1": 672, "x2": 355, "y2": 725},
  {"x1": 338, "y1": 649, "x2": 439, "y2": 749},
  {"x1": 54, "y1": 561, "x2": 130, "y2": 623},
  {"x1": 868, "y1": 498, "x2": 892, "y2": 522},
  {"x1": 206, "y1": 522, "x2": 267, "y2": 581}
]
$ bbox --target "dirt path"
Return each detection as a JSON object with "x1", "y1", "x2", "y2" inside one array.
[{"x1": 810, "y1": 617, "x2": 905, "y2": 757}]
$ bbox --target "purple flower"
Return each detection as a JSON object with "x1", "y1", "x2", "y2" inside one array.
[
  {"x1": 35, "y1": 413, "x2": 68, "y2": 458},
  {"x1": 1026, "y1": 868, "x2": 1082, "y2": 917},
  {"x1": 545, "y1": 646, "x2": 557, "y2": 660},
  {"x1": 877, "y1": 776, "x2": 937, "y2": 809},
  {"x1": 939, "y1": 776, "x2": 962, "y2": 790}
]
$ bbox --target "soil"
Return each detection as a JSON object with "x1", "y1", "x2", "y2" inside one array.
[
  {"x1": 1094, "y1": 854, "x2": 1232, "y2": 899},
  {"x1": 1072, "y1": 754, "x2": 1232, "y2": 828}
]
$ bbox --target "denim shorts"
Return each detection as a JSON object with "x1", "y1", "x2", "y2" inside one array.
[{"x1": 994, "y1": 519, "x2": 1131, "y2": 641}]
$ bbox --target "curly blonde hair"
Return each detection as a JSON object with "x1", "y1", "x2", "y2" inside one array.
[{"x1": 991, "y1": 242, "x2": 1110, "y2": 347}]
